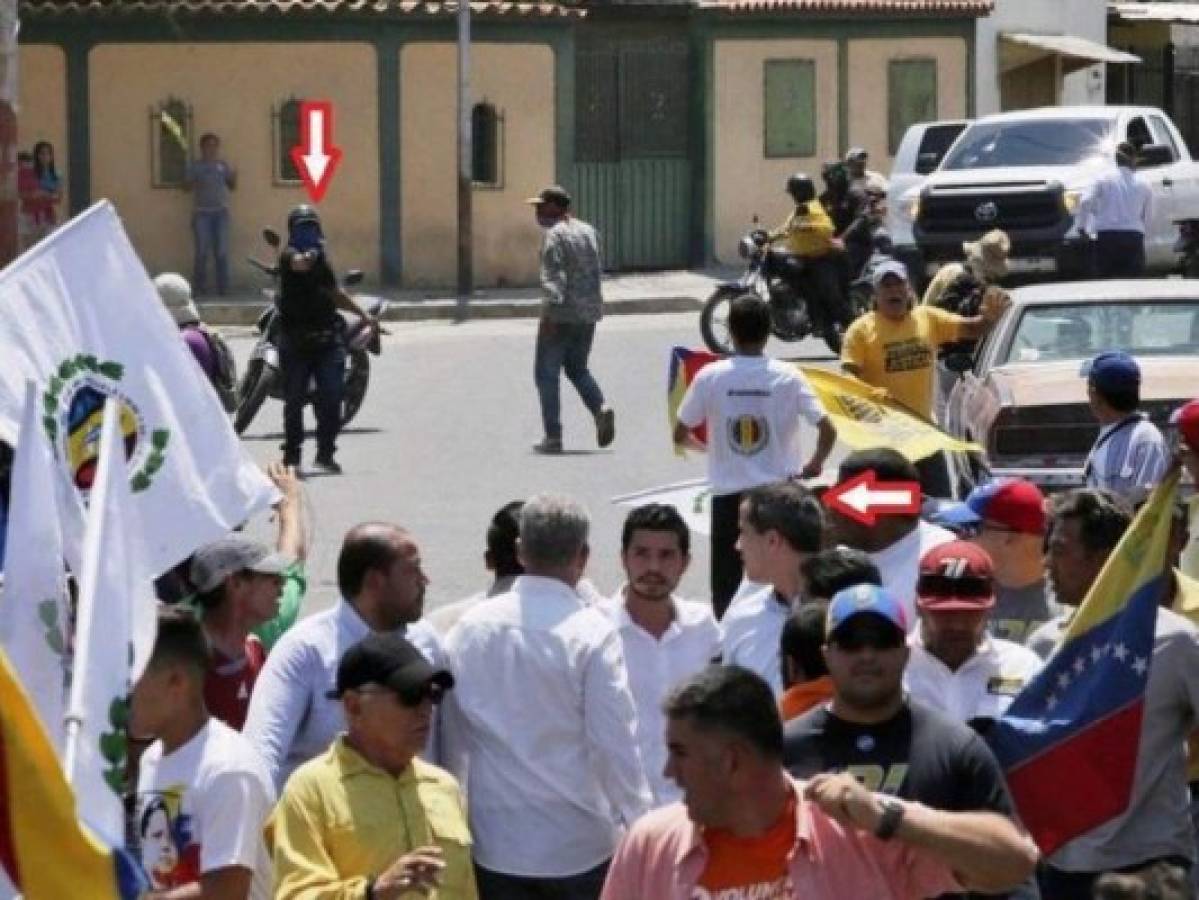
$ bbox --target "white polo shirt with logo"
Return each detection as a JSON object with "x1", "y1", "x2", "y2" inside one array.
[{"x1": 904, "y1": 630, "x2": 1043, "y2": 723}]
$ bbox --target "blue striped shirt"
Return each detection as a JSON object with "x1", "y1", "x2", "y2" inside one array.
[{"x1": 1084, "y1": 413, "x2": 1168, "y2": 504}]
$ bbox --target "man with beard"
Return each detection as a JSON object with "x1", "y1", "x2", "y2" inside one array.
[
  {"x1": 784, "y1": 583, "x2": 1037, "y2": 899},
  {"x1": 601, "y1": 504, "x2": 721, "y2": 806},
  {"x1": 244, "y1": 523, "x2": 447, "y2": 789}
]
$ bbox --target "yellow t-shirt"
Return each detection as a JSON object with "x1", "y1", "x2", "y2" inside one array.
[
  {"x1": 841, "y1": 306, "x2": 963, "y2": 419},
  {"x1": 770, "y1": 201, "x2": 836, "y2": 257}
]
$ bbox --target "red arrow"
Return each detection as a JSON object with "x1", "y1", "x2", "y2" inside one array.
[
  {"x1": 290, "y1": 100, "x2": 343, "y2": 204},
  {"x1": 822, "y1": 469, "x2": 922, "y2": 527}
]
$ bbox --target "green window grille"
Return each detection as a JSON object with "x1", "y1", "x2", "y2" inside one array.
[
  {"x1": 151, "y1": 98, "x2": 191, "y2": 188},
  {"x1": 471, "y1": 101, "x2": 504, "y2": 188},
  {"x1": 764, "y1": 59, "x2": 816, "y2": 159},
  {"x1": 274, "y1": 98, "x2": 303, "y2": 185},
  {"x1": 888, "y1": 59, "x2": 938, "y2": 156}
]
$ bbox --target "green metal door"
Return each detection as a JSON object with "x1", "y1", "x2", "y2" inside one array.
[{"x1": 573, "y1": 36, "x2": 692, "y2": 270}]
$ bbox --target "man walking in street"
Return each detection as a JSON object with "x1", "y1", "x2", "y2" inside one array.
[
  {"x1": 601, "y1": 503, "x2": 721, "y2": 806},
  {"x1": 184, "y1": 132, "x2": 236, "y2": 297},
  {"x1": 1082, "y1": 351, "x2": 1168, "y2": 504},
  {"x1": 674, "y1": 294, "x2": 836, "y2": 617},
  {"x1": 267, "y1": 632, "x2": 476, "y2": 900},
  {"x1": 1080, "y1": 141, "x2": 1152, "y2": 279},
  {"x1": 442, "y1": 494, "x2": 652, "y2": 899},
  {"x1": 527, "y1": 185, "x2": 615, "y2": 455},
  {"x1": 600, "y1": 665, "x2": 1038, "y2": 899},
  {"x1": 244, "y1": 522, "x2": 447, "y2": 789}
]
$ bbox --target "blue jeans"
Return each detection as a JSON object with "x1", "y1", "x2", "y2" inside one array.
[
  {"x1": 534, "y1": 319, "x2": 605, "y2": 440},
  {"x1": 192, "y1": 209, "x2": 230, "y2": 295},
  {"x1": 279, "y1": 332, "x2": 345, "y2": 462}
]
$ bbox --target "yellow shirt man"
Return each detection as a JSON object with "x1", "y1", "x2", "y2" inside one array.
[{"x1": 769, "y1": 201, "x2": 836, "y2": 258}]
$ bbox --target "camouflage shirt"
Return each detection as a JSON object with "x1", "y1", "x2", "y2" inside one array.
[{"x1": 540, "y1": 217, "x2": 604, "y2": 324}]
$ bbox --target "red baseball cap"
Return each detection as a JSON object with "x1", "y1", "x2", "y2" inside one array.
[
  {"x1": 916, "y1": 541, "x2": 996, "y2": 612},
  {"x1": 1171, "y1": 399, "x2": 1199, "y2": 452},
  {"x1": 938, "y1": 478, "x2": 1046, "y2": 535}
]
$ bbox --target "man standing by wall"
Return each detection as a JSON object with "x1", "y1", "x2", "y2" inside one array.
[
  {"x1": 184, "y1": 133, "x2": 236, "y2": 297},
  {"x1": 527, "y1": 185, "x2": 615, "y2": 455}
]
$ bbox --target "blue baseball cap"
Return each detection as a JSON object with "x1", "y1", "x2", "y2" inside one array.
[
  {"x1": 871, "y1": 259, "x2": 910, "y2": 289},
  {"x1": 936, "y1": 478, "x2": 1046, "y2": 534},
  {"x1": 1081, "y1": 351, "x2": 1141, "y2": 395},
  {"x1": 826, "y1": 583, "x2": 908, "y2": 638}
]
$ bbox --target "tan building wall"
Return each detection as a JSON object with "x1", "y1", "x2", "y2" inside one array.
[
  {"x1": 401, "y1": 42, "x2": 554, "y2": 288},
  {"x1": 712, "y1": 39, "x2": 839, "y2": 263},
  {"x1": 19, "y1": 44, "x2": 69, "y2": 216},
  {"x1": 88, "y1": 43, "x2": 379, "y2": 289},
  {"x1": 846, "y1": 37, "x2": 968, "y2": 170}
]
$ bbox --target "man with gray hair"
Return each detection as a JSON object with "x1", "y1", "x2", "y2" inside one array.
[{"x1": 443, "y1": 493, "x2": 652, "y2": 900}]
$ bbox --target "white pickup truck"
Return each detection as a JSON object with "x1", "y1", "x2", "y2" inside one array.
[{"x1": 891, "y1": 106, "x2": 1199, "y2": 284}]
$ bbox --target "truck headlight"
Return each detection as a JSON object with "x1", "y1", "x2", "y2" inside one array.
[
  {"x1": 902, "y1": 196, "x2": 921, "y2": 222},
  {"x1": 1063, "y1": 190, "x2": 1082, "y2": 214}
]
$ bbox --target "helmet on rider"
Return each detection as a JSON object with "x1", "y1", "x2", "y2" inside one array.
[
  {"x1": 287, "y1": 204, "x2": 324, "y2": 253},
  {"x1": 786, "y1": 173, "x2": 816, "y2": 204}
]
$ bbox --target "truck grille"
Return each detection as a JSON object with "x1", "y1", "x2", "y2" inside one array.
[
  {"x1": 919, "y1": 190, "x2": 1066, "y2": 236},
  {"x1": 991, "y1": 400, "x2": 1181, "y2": 461}
]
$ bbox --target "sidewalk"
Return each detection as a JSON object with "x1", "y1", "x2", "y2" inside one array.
[{"x1": 195, "y1": 268, "x2": 735, "y2": 326}]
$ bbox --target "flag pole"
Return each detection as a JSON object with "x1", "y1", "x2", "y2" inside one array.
[{"x1": 61, "y1": 397, "x2": 120, "y2": 784}]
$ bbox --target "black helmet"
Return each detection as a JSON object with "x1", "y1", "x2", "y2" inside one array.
[
  {"x1": 786, "y1": 173, "x2": 816, "y2": 204},
  {"x1": 288, "y1": 204, "x2": 321, "y2": 233}
]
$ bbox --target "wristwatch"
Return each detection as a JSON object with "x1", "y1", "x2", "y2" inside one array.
[{"x1": 874, "y1": 797, "x2": 906, "y2": 841}]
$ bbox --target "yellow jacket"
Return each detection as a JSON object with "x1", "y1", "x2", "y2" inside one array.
[{"x1": 769, "y1": 201, "x2": 836, "y2": 257}]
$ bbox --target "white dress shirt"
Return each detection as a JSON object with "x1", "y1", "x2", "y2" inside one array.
[
  {"x1": 720, "y1": 585, "x2": 794, "y2": 696},
  {"x1": 904, "y1": 630, "x2": 1043, "y2": 722},
  {"x1": 441, "y1": 575, "x2": 653, "y2": 878},
  {"x1": 600, "y1": 589, "x2": 722, "y2": 806},
  {"x1": 1082, "y1": 165, "x2": 1152, "y2": 235},
  {"x1": 242, "y1": 600, "x2": 447, "y2": 791}
]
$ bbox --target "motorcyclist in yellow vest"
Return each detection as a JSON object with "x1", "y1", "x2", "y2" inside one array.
[{"x1": 767, "y1": 173, "x2": 851, "y2": 344}]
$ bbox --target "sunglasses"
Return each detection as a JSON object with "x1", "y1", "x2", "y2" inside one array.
[
  {"x1": 346, "y1": 680, "x2": 447, "y2": 707},
  {"x1": 916, "y1": 574, "x2": 993, "y2": 598},
  {"x1": 830, "y1": 629, "x2": 905, "y2": 653}
]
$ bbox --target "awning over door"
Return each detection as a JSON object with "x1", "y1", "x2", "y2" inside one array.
[{"x1": 999, "y1": 33, "x2": 1141, "y2": 75}]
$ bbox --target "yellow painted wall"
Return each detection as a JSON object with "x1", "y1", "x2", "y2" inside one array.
[
  {"x1": 401, "y1": 42, "x2": 554, "y2": 288},
  {"x1": 847, "y1": 37, "x2": 968, "y2": 170},
  {"x1": 89, "y1": 43, "x2": 379, "y2": 290},
  {"x1": 712, "y1": 40, "x2": 838, "y2": 264},
  {"x1": 19, "y1": 44, "x2": 69, "y2": 215}
]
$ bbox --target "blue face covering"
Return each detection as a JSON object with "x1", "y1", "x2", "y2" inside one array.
[
  {"x1": 536, "y1": 214, "x2": 558, "y2": 229},
  {"x1": 290, "y1": 221, "x2": 324, "y2": 253}
]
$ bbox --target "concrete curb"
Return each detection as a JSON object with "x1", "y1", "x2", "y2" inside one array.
[{"x1": 196, "y1": 294, "x2": 704, "y2": 326}]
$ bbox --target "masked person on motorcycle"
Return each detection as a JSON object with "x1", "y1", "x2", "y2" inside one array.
[
  {"x1": 767, "y1": 173, "x2": 851, "y2": 343},
  {"x1": 276, "y1": 205, "x2": 377, "y2": 474}
]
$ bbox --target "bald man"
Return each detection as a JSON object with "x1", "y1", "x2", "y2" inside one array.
[{"x1": 244, "y1": 522, "x2": 449, "y2": 789}]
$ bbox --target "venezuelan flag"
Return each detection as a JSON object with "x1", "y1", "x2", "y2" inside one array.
[
  {"x1": 667, "y1": 346, "x2": 721, "y2": 454},
  {"x1": 987, "y1": 469, "x2": 1180, "y2": 855},
  {"x1": 0, "y1": 648, "x2": 148, "y2": 899}
]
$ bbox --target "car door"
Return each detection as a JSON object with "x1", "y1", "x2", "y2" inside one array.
[
  {"x1": 1127, "y1": 114, "x2": 1177, "y2": 268},
  {"x1": 1151, "y1": 112, "x2": 1199, "y2": 233}
]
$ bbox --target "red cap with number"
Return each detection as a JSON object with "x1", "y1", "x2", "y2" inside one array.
[
  {"x1": 916, "y1": 541, "x2": 996, "y2": 612},
  {"x1": 1172, "y1": 399, "x2": 1199, "y2": 453}
]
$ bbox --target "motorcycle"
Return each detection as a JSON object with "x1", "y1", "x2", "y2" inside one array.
[
  {"x1": 233, "y1": 228, "x2": 389, "y2": 436},
  {"x1": 1175, "y1": 218, "x2": 1199, "y2": 278},
  {"x1": 699, "y1": 226, "x2": 854, "y2": 356}
]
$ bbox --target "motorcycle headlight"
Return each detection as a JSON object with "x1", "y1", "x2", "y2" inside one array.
[{"x1": 1063, "y1": 190, "x2": 1082, "y2": 215}]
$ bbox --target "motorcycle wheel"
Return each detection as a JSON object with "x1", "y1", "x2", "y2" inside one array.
[
  {"x1": 700, "y1": 288, "x2": 745, "y2": 354},
  {"x1": 234, "y1": 359, "x2": 277, "y2": 435},
  {"x1": 340, "y1": 349, "x2": 371, "y2": 428}
]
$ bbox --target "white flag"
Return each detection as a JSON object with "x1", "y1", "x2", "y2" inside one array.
[
  {"x1": 0, "y1": 381, "x2": 71, "y2": 748},
  {"x1": 0, "y1": 201, "x2": 275, "y2": 576},
  {"x1": 63, "y1": 398, "x2": 158, "y2": 848}
]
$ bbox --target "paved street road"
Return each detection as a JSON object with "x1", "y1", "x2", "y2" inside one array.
[{"x1": 230, "y1": 312, "x2": 838, "y2": 618}]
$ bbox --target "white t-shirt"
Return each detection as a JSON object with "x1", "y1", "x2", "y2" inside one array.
[
  {"x1": 676, "y1": 356, "x2": 827, "y2": 496},
  {"x1": 869, "y1": 521, "x2": 956, "y2": 629},
  {"x1": 135, "y1": 719, "x2": 276, "y2": 900}
]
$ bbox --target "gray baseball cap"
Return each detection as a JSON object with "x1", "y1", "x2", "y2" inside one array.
[{"x1": 189, "y1": 536, "x2": 292, "y2": 593}]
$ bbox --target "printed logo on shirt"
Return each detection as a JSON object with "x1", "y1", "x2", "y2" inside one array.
[
  {"x1": 883, "y1": 338, "x2": 932, "y2": 374},
  {"x1": 987, "y1": 676, "x2": 1026, "y2": 697},
  {"x1": 136, "y1": 787, "x2": 201, "y2": 890},
  {"x1": 727, "y1": 415, "x2": 769, "y2": 456},
  {"x1": 692, "y1": 878, "x2": 790, "y2": 899},
  {"x1": 846, "y1": 763, "x2": 910, "y2": 795}
]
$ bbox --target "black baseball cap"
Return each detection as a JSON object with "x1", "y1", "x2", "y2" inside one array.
[
  {"x1": 331, "y1": 632, "x2": 454, "y2": 700},
  {"x1": 525, "y1": 185, "x2": 572, "y2": 207}
]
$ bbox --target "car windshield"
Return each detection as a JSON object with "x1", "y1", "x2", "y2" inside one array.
[
  {"x1": 1004, "y1": 301, "x2": 1199, "y2": 364},
  {"x1": 942, "y1": 118, "x2": 1112, "y2": 169}
]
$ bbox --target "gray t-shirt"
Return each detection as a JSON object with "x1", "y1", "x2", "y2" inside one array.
[
  {"x1": 1029, "y1": 606, "x2": 1199, "y2": 872},
  {"x1": 187, "y1": 159, "x2": 233, "y2": 212},
  {"x1": 991, "y1": 580, "x2": 1055, "y2": 646}
]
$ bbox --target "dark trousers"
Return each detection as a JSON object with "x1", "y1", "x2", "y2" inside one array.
[
  {"x1": 710, "y1": 491, "x2": 744, "y2": 620},
  {"x1": 534, "y1": 319, "x2": 605, "y2": 441},
  {"x1": 280, "y1": 333, "x2": 346, "y2": 462},
  {"x1": 475, "y1": 859, "x2": 609, "y2": 900},
  {"x1": 915, "y1": 451, "x2": 954, "y2": 500},
  {"x1": 192, "y1": 209, "x2": 229, "y2": 295},
  {"x1": 1038, "y1": 855, "x2": 1191, "y2": 900},
  {"x1": 1095, "y1": 230, "x2": 1146, "y2": 279}
]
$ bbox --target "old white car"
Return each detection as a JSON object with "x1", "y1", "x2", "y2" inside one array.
[{"x1": 944, "y1": 279, "x2": 1199, "y2": 491}]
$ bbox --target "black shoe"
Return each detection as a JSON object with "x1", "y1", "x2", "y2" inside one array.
[
  {"x1": 533, "y1": 438, "x2": 563, "y2": 455},
  {"x1": 595, "y1": 408, "x2": 616, "y2": 448},
  {"x1": 313, "y1": 454, "x2": 342, "y2": 475}
]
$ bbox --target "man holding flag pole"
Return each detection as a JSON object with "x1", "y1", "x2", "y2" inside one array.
[{"x1": 988, "y1": 475, "x2": 1199, "y2": 899}]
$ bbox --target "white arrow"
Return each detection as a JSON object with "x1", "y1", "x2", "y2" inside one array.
[
  {"x1": 302, "y1": 108, "x2": 330, "y2": 185},
  {"x1": 840, "y1": 482, "x2": 917, "y2": 516}
]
